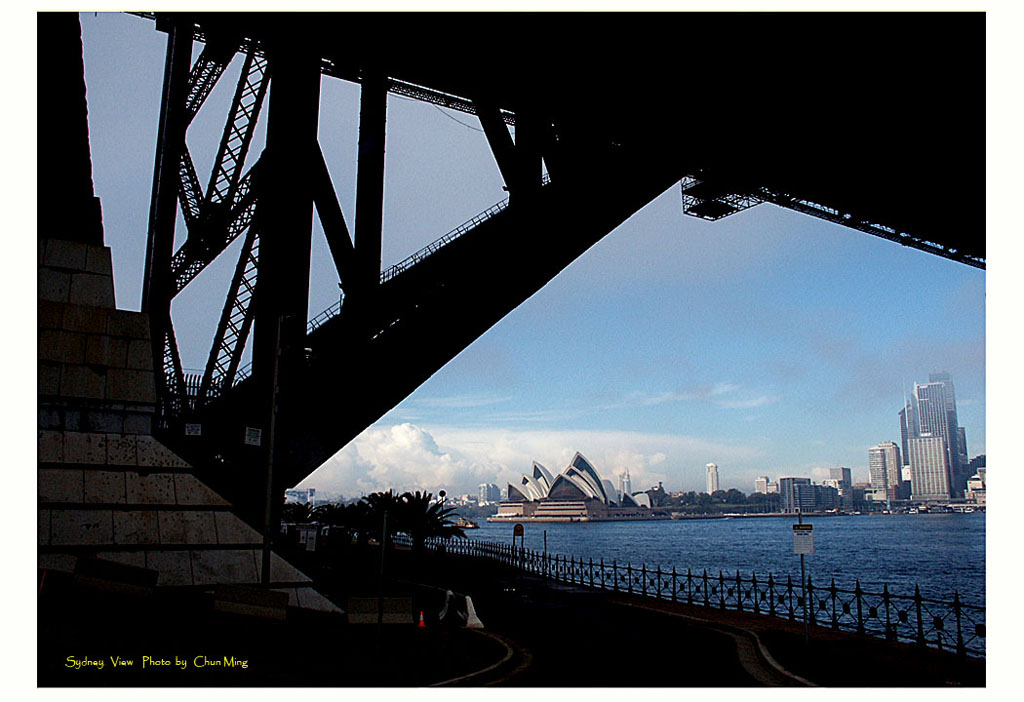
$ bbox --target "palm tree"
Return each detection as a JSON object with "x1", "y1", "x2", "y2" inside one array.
[
  {"x1": 398, "y1": 490, "x2": 466, "y2": 552},
  {"x1": 360, "y1": 490, "x2": 405, "y2": 546}
]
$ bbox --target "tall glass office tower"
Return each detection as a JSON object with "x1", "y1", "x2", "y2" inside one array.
[{"x1": 900, "y1": 371, "x2": 967, "y2": 498}]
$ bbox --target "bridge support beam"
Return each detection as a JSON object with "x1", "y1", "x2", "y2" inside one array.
[
  {"x1": 510, "y1": 105, "x2": 544, "y2": 208},
  {"x1": 142, "y1": 17, "x2": 194, "y2": 418},
  {"x1": 352, "y1": 67, "x2": 388, "y2": 309},
  {"x1": 250, "y1": 44, "x2": 321, "y2": 564}
]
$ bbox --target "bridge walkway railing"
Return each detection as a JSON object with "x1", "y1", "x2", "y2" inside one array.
[{"x1": 427, "y1": 537, "x2": 986, "y2": 660}]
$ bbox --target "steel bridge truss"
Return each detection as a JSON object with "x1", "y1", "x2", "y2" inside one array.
[
  {"x1": 144, "y1": 22, "x2": 272, "y2": 422},
  {"x1": 142, "y1": 15, "x2": 538, "y2": 428},
  {"x1": 679, "y1": 176, "x2": 985, "y2": 270}
]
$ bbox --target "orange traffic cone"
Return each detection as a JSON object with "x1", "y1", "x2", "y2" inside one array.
[{"x1": 417, "y1": 610, "x2": 427, "y2": 628}]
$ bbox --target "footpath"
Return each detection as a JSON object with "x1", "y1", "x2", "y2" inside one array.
[
  {"x1": 38, "y1": 547, "x2": 985, "y2": 687},
  {"x1": 399, "y1": 549, "x2": 985, "y2": 687}
]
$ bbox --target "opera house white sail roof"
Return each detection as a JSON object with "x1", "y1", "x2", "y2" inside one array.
[{"x1": 507, "y1": 452, "x2": 643, "y2": 507}]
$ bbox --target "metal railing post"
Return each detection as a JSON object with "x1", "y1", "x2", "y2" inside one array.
[
  {"x1": 884, "y1": 584, "x2": 894, "y2": 641},
  {"x1": 915, "y1": 585, "x2": 925, "y2": 647},
  {"x1": 703, "y1": 570, "x2": 709, "y2": 608},
  {"x1": 954, "y1": 591, "x2": 965, "y2": 659},
  {"x1": 719, "y1": 571, "x2": 726, "y2": 610},
  {"x1": 807, "y1": 575, "x2": 816, "y2": 626},
  {"x1": 768, "y1": 573, "x2": 776, "y2": 617},
  {"x1": 787, "y1": 575, "x2": 795, "y2": 621},
  {"x1": 627, "y1": 563, "x2": 634, "y2": 594},
  {"x1": 687, "y1": 568, "x2": 693, "y2": 605},
  {"x1": 736, "y1": 570, "x2": 743, "y2": 612},
  {"x1": 855, "y1": 580, "x2": 864, "y2": 635},
  {"x1": 830, "y1": 578, "x2": 838, "y2": 630},
  {"x1": 590, "y1": 557, "x2": 595, "y2": 589},
  {"x1": 600, "y1": 558, "x2": 605, "y2": 589},
  {"x1": 752, "y1": 573, "x2": 760, "y2": 615},
  {"x1": 672, "y1": 566, "x2": 678, "y2": 603}
]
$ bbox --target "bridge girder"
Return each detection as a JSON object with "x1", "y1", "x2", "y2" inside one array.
[{"x1": 131, "y1": 11, "x2": 984, "y2": 528}]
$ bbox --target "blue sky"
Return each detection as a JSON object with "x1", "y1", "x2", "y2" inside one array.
[{"x1": 77, "y1": 12, "x2": 986, "y2": 498}]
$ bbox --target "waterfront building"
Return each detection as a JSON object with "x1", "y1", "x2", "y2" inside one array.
[
  {"x1": 497, "y1": 453, "x2": 666, "y2": 521},
  {"x1": 754, "y1": 476, "x2": 770, "y2": 494},
  {"x1": 966, "y1": 472, "x2": 986, "y2": 506},
  {"x1": 851, "y1": 483, "x2": 869, "y2": 508},
  {"x1": 829, "y1": 467, "x2": 853, "y2": 506},
  {"x1": 782, "y1": 479, "x2": 838, "y2": 513},
  {"x1": 478, "y1": 483, "x2": 501, "y2": 505},
  {"x1": 869, "y1": 442, "x2": 905, "y2": 501},
  {"x1": 706, "y1": 463, "x2": 720, "y2": 495},
  {"x1": 908, "y1": 436, "x2": 952, "y2": 501},
  {"x1": 767, "y1": 481, "x2": 779, "y2": 494},
  {"x1": 779, "y1": 477, "x2": 811, "y2": 513},
  {"x1": 284, "y1": 487, "x2": 315, "y2": 504},
  {"x1": 810, "y1": 483, "x2": 840, "y2": 511}
]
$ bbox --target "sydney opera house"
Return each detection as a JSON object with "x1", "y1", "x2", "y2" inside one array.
[{"x1": 490, "y1": 453, "x2": 669, "y2": 522}]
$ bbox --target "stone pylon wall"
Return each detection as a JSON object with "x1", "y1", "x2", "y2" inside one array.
[{"x1": 38, "y1": 237, "x2": 339, "y2": 613}]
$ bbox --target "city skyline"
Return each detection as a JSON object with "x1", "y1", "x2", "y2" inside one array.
[{"x1": 71, "y1": 13, "x2": 985, "y2": 498}]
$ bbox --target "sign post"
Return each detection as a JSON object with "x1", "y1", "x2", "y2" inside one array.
[
  {"x1": 513, "y1": 523, "x2": 524, "y2": 568},
  {"x1": 793, "y1": 511, "x2": 813, "y2": 647}
]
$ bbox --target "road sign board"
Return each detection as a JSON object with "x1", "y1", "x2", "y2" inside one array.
[
  {"x1": 793, "y1": 523, "x2": 814, "y2": 554},
  {"x1": 244, "y1": 427, "x2": 262, "y2": 446}
]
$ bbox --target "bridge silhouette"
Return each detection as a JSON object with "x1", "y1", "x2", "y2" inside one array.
[{"x1": 40, "y1": 11, "x2": 984, "y2": 538}]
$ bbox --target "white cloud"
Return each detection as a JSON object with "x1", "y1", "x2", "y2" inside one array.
[
  {"x1": 413, "y1": 393, "x2": 512, "y2": 409},
  {"x1": 301, "y1": 423, "x2": 765, "y2": 498},
  {"x1": 810, "y1": 467, "x2": 833, "y2": 481},
  {"x1": 715, "y1": 395, "x2": 779, "y2": 409}
]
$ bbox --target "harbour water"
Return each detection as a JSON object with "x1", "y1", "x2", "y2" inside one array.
[{"x1": 465, "y1": 512, "x2": 985, "y2": 606}]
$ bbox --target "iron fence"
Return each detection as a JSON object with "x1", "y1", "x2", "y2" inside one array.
[{"x1": 427, "y1": 537, "x2": 985, "y2": 659}]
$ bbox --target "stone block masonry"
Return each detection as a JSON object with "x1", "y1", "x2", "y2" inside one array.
[{"x1": 37, "y1": 235, "x2": 339, "y2": 613}]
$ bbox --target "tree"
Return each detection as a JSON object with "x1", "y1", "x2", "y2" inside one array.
[
  {"x1": 281, "y1": 502, "x2": 313, "y2": 524},
  {"x1": 360, "y1": 490, "x2": 404, "y2": 545},
  {"x1": 398, "y1": 490, "x2": 465, "y2": 552},
  {"x1": 724, "y1": 488, "x2": 747, "y2": 505}
]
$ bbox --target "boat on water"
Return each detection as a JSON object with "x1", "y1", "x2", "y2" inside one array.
[{"x1": 454, "y1": 517, "x2": 480, "y2": 529}]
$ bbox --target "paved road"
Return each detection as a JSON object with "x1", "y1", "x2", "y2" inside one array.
[{"x1": 436, "y1": 569, "x2": 806, "y2": 686}]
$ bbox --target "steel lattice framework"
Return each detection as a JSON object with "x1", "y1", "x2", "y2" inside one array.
[{"x1": 128, "y1": 11, "x2": 983, "y2": 531}]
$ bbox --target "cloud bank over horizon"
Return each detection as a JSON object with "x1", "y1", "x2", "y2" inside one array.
[{"x1": 297, "y1": 422, "x2": 822, "y2": 499}]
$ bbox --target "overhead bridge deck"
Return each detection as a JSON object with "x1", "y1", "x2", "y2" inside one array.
[{"x1": 52, "y1": 11, "x2": 983, "y2": 529}]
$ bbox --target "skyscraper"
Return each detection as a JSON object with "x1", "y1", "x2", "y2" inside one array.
[
  {"x1": 868, "y1": 441, "x2": 904, "y2": 501},
  {"x1": 618, "y1": 468, "x2": 632, "y2": 501},
  {"x1": 926, "y1": 371, "x2": 966, "y2": 494},
  {"x1": 478, "y1": 483, "x2": 501, "y2": 504},
  {"x1": 754, "y1": 476, "x2": 770, "y2": 494},
  {"x1": 706, "y1": 463, "x2": 719, "y2": 494},
  {"x1": 899, "y1": 400, "x2": 917, "y2": 466},
  {"x1": 899, "y1": 372, "x2": 967, "y2": 497},
  {"x1": 908, "y1": 436, "x2": 951, "y2": 501}
]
